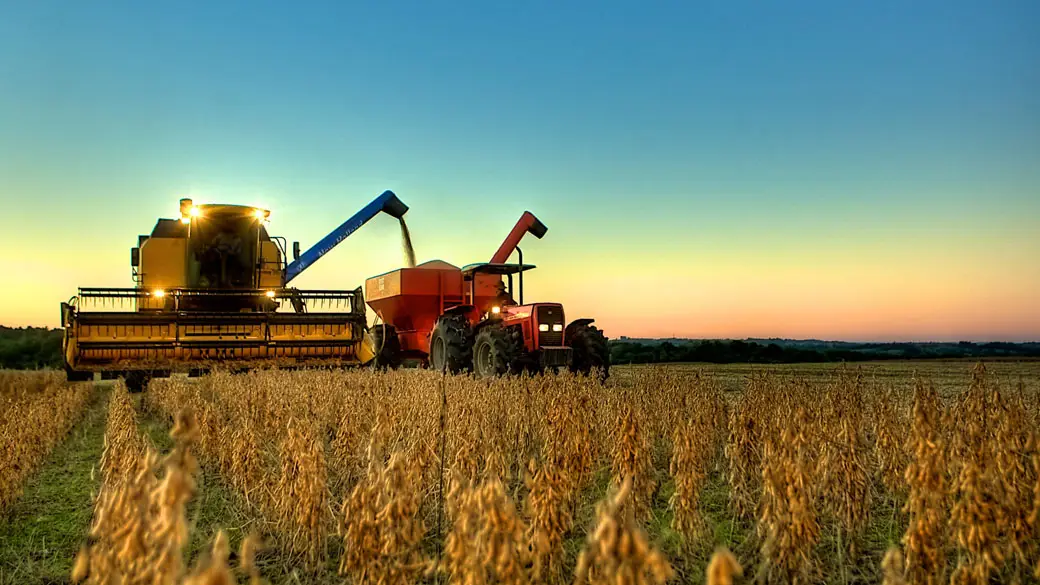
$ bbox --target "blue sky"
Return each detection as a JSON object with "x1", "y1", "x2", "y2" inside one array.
[{"x1": 1, "y1": 0, "x2": 1037, "y2": 340}]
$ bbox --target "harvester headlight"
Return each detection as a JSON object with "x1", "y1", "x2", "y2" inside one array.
[
  {"x1": 538, "y1": 323, "x2": 549, "y2": 332},
  {"x1": 265, "y1": 290, "x2": 276, "y2": 299},
  {"x1": 253, "y1": 208, "x2": 267, "y2": 220},
  {"x1": 552, "y1": 324, "x2": 563, "y2": 332},
  {"x1": 491, "y1": 306, "x2": 501, "y2": 314},
  {"x1": 189, "y1": 206, "x2": 201, "y2": 217},
  {"x1": 153, "y1": 289, "x2": 165, "y2": 298}
]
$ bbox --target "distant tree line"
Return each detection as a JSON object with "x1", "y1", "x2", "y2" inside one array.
[
  {"x1": 0, "y1": 326, "x2": 63, "y2": 370},
  {"x1": 2, "y1": 324, "x2": 1038, "y2": 370},
  {"x1": 610, "y1": 339, "x2": 1040, "y2": 365}
]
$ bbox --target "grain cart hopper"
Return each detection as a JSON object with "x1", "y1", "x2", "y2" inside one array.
[
  {"x1": 364, "y1": 212, "x2": 610, "y2": 379},
  {"x1": 61, "y1": 190, "x2": 408, "y2": 390}
]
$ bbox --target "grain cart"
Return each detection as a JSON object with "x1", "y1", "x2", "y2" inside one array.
[
  {"x1": 61, "y1": 190, "x2": 408, "y2": 390},
  {"x1": 364, "y1": 212, "x2": 610, "y2": 379}
]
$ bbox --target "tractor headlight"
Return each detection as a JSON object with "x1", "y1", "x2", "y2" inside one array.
[
  {"x1": 538, "y1": 324, "x2": 549, "y2": 332},
  {"x1": 189, "y1": 206, "x2": 201, "y2": 217},
  {"x1": 491, "y1": 306, "x2": 501, "y2": 314},
  {"x1": 265, "y1": 290, "x2": 276, "y2": 299},
  {"x1": 153, "y1": 289, "x2": 165, "y2": 298},
  {"x1": 180, "y1": 217, "x2": 190, "y2": 224},
  {"x1": 552, "y1": 324, "x2": 563, "y2": 332},
  {"x1": 253, "y1": 208, "x2": 266, "y2": 220}
]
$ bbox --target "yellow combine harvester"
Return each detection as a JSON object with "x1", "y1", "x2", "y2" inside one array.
[{"x1": 61, "y1": 190, "x2": 408, "y2": 390}]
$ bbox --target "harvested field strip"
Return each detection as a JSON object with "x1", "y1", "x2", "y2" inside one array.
[{"x1": 0, "y1": 383, "x2": 108, "y2": 585}]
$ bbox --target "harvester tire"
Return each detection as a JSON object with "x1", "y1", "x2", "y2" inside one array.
[
  {"x1": 370, "y1": 324, "x2": 402, "y2": 370},
  {"x1": 124, "y1": 371, "x2": 150, "y2": 393},
  {"x1": 569, "y1": 323, "x2": 610, "y2": 380},
  {"x1": 64, "y1": 363, "x2": 93, "y2": 383},
  {"x1": 473, "y1": 324, "x2": 521, "y2": 378},
  {"x1": 429, "y1": 314, "x2": 472, "y2": 374}
]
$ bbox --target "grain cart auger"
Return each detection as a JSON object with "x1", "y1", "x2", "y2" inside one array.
[
  {"x1": 60, "y1": 190, "x2": 409, "y2": 390},
  {"x1": 364, "y1": 211, "x2": 610, "y2": 379}
]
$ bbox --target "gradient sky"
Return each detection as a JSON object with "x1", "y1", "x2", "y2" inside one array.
[{"x1": 1, "y1": 0, "x2": 1038, "y2": 341}]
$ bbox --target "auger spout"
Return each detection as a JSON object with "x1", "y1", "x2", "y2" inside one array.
[
  {"x1": 490, "y1": 211, "x2": 547, "y2": 264},
  {"x1": 284, "y1": 190, "x2": 408, "y2": 284}
]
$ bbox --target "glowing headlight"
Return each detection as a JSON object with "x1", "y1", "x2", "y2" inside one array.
[
  {"x1": 152, "y1": 289, "x2": 165, "y2": 298},
  {"x1": 254, "y1": 208, "x2": 267, "y2": 220},
  {"x1": 552, "y1": 324, "x2": 563, "y2": 332},
  {"x1": 189, "y1": 206, "x2": 201, "y2": 217},
  {"x1": 538, "y1": 324, "x2": 549, "y2": 332},
  {"x1": 491, "y1": 306, "x2": 501, "y2": 314},
  {"x1": 265, "y1": 290, "x2": 276, "y2": 298}
]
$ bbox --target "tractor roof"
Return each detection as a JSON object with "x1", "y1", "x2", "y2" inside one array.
[{"x1": 461, "y1": 263, "x2": 536, "y2": 279}]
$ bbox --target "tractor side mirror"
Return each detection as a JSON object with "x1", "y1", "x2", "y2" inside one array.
[
  {"x1": 131, "y1": 247, "x2": 140, "y2": 267},
  {"x1": 293, "y1": 241, "x2": 301, "y2": 261}
]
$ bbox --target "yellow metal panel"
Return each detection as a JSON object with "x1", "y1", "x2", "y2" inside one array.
[
  {"x1": 140, "y1": 238, "x2": 186, "y2": 290},
  {"x1": 259, "y1": 241, "x2": 282, "y2": 288}
]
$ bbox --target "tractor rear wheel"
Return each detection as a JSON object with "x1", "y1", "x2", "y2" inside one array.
[
  {"x1": 429, "y1": 314, "x2": 472, "y2": 374},
  {"x1": 369, "y1": 324, "x2": 402, "y2": 370},
  {"x1": 473, "y1": 324, "x2": 521, "y2": 378},
  {"x1": 568, "y1": 323, "x2": 610, "y2": 380}
]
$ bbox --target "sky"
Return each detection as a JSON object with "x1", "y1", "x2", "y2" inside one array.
[{"x1": 1, "y1": 0, "x2": 1037, "y2": 342}]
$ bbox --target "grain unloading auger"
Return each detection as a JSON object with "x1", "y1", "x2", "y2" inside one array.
[{"x1": 61, "y1": 190, "x2": 409, "y2": 390}]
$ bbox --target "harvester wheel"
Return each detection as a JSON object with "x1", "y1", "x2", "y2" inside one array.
[
  {"x1": 473, "y1": 324, "x2": 521, "y2": 378},
  {"x1": 64, "y1": 363, "x2": 93, "y2": 383},
  {"x1": 370, "y1": 324, "x2": 402, "y2": 370},
  {"x1": 429, "y1": 314, "x2": 472, "y2": 374},
  {"x1": 124, "y1": 371, "x2": 150, "y2": 393},
  {"x1": 568, "y1": 323, "x2": 610, "y2": 380}
]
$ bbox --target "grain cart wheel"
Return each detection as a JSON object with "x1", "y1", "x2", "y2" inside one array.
[
  {"x1": 429, "y1": 314, "x2": 472, "y2": 374},
  {"x1": 568, "y1": 322, "x2": 610, "y2": 381},
  {"x1": 473, "y1": 324, "x2": 521, "y2": 378},
  {"x1": 370, "y1": 324, "x2": 402, "y2": 370}
]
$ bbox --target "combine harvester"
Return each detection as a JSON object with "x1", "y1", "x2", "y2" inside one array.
[
  {"x1": 61, "y1": 190, "x2": 409, "y2": 390},
  {"x1": 365, "y1": 211, "x2": 610, "y2": 379}
]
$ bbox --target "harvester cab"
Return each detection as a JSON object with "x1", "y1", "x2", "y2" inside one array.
[
  {"x1": 61, "y1": 190, "x2": 408, "y2": 390},
  {"x1": 364, "y1": 211, "x2": 610, "y2": 379}
]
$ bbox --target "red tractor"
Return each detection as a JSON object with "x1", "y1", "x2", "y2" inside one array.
[{"x1": 364, "y1": 212, "x2": 609, "y2": 378}]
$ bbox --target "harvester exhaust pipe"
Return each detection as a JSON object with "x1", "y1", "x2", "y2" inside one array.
[
  {"x1": 284, "y1": 190, "x2": 409, "y2": 284},
  {"x1": 490, "y1": 211, "x2": 547, "y2": 264}
]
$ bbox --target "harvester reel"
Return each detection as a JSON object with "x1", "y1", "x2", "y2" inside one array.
[
  {"x1": 429, "y1": 314, "x2": 473, "y2": 374},
  {"x1": 473, "y1": 324, "x2": 522, "y2": 378},
  {"x1": 568, "y1": 322, "x2": 610, "y2": 380}
]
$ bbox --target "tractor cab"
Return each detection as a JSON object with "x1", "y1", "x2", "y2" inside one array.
[{"x1": 461, "y1": 262, "x2": 536, "y2": 315}]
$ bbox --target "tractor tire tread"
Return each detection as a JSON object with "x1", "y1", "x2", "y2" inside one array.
[
  {"x1": 431, "y1": 314, "x2": 473, "y2": 373},
  {"x1": 569, "y1": 323, "x2": 610, "y2": 380},
  {"x1": 473, "y1": 324, "x2": 522, "y2": 377}
]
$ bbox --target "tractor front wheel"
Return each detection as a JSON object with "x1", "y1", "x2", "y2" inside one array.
[
  {"x1": 429, "y1": 314, "x2": 472, "y2": 374},
  {"x1": 473, "y1": 325, "x2": 521, "y2": 378},
  {"x1": 568, "y1": 323, "x2": 610, "y2": 380},
  {"x1": 369, "y1": 324, "x2": 402, "y2": 370}
]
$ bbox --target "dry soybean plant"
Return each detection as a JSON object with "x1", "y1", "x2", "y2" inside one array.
[
  {"x1": 573, "y1": 476, "x2": 674, "y2": 585},
  {"x1": 0, "y1": 370, "x2": 92, "y2": 510}
]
